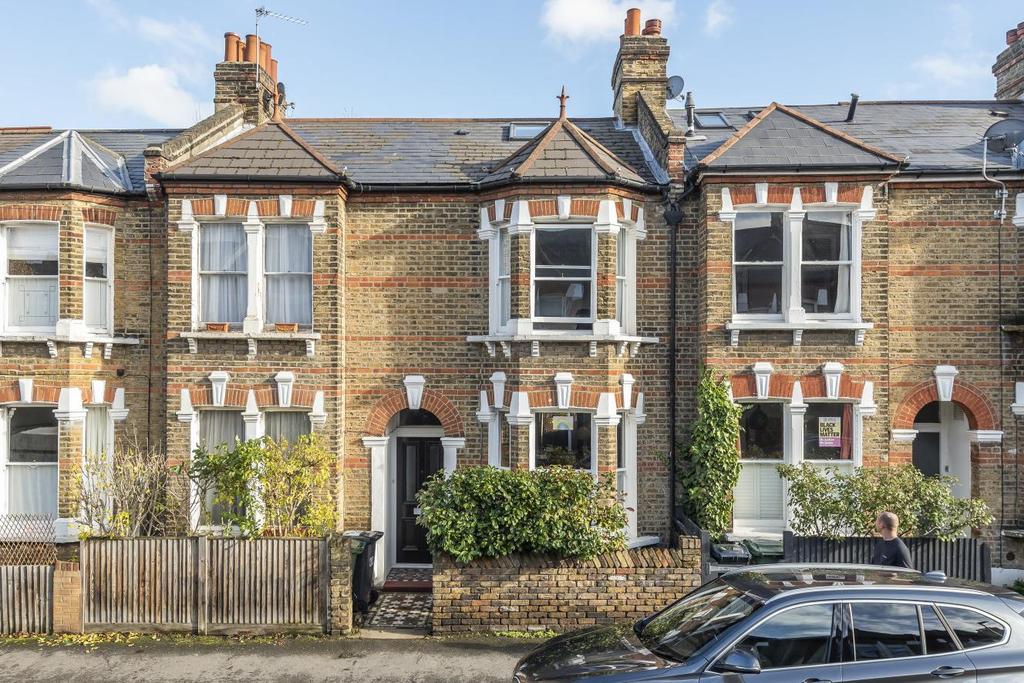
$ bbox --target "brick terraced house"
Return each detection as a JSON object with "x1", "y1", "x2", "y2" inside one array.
[{"x1": 2, "y1": 10, "x2": 1024, "y2": 582}]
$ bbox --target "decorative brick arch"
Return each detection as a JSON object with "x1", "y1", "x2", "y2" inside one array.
[
  {"x1": 363, "y1": 388, "x2": 464, "y2": 437},
  {"x1": 892, "y1": 379, "x2": 997, "y2": 431}
]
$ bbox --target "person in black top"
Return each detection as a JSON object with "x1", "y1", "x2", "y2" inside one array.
[{"x1": 871, "y1": 511, "x2": 914, "y2": 569}]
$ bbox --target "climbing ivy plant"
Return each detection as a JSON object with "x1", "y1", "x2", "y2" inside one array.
[{"x1": 678, "y1": 368, "x2": 744, "y2": 539}]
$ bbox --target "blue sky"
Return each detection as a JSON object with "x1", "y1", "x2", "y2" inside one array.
[{"x1": 1, "y1": 0, "x2": 1020, "y2": 129}]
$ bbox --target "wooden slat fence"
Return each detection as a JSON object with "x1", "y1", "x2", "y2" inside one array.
[
  {"x1": 0, "y1": 565, "x2": 52, "y2": 634},
  {"x1": 783, "y1": 532, "x2": 992, "y2": 582},
  {"x1": 82, "y1": 537, "x2": 328, "y2": 634}
]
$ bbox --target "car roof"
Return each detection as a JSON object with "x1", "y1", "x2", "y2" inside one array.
[{"x1": 720, "y1": 563, "x2": 1015, "y2": 603}]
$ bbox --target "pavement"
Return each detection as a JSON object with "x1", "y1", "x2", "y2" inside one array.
[{"x1": 0, "y1": 632, "x2": 541, "y2": 682}]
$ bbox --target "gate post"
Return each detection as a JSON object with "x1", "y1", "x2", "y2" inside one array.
[
  {"x1": 196, "y1": 536, "x2": 208, "y2": 635},
  {"x1": 327, "y1": 534, "x2": 353, "y2": 634}
]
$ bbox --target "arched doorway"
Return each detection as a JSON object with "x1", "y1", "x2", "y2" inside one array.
[
  {"x1": 387, "y1": 409, "x2": 444, "y2": 567},
  {"x1": 912, "y1": 401, "x2": 971, "y2": 499}
]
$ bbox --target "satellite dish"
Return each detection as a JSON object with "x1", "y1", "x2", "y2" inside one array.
[
  {"x1": 984, "y1": 119, "x2": 1024, "y2": 152},
  {"x1": 666, "y1": 75, "x2": 685, "y2": 101},
  {"x1": 277, "y1": 82, "x2": 287, "y2": 106}
]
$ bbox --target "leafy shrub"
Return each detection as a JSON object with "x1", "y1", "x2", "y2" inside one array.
[
  {"x1": 181, "y1": 434, "x2": 336, "y2": 538},
  {"x1": 678, "y1": 368, "x2": 744, "y2": 539},
  {"x1": 778, "y1": 463, "x2": 993, "y2": 540},
  {"x1": 416, "y1": 466, "x2": 626, "y2": 563}
]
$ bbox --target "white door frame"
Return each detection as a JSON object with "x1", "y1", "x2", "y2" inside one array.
[{"x1": 914, "y1": 402, "x2": 970, "y2": 499}]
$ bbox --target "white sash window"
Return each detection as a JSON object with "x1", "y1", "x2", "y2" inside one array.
[
  {"x1": 199, "y1": 224, "x2": 247, "y2": 326},
  {"x1": 264, "y1": 224, "x2": 312, "y2": 327},
  {"x1": 6, "y1": 407, "x2": 59, "y2": 516},
  {"x1": 84, "y1": 226, "x2": 113, "y2": 333},
  {"x1": 5, "y1": 223, "x2": 59, "y2": 332}
]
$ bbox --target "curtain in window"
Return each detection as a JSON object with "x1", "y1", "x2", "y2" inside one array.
[
  {"x1": 198, "y1": 411, "x2": 244, "y2": 524},
  {"x1": 7, "y1": 224, "x2": 58, "y2": 329},
  {"x1": 265, "y1": 225, "x2": 312, "y2": 325},
  {"x1": 833, "y1": 220, "x2": 851, "y2": 313},
  {"x1": 498, "y1": 230, "x2": 511, "y2": 325},
  {"x1": 199, "y1": 224, "x2": 247, "y2": 323},
  {"x1": 85, "y1": 407, "x2": 110, "y2": 460},
  {"x1": 84, "y1": 228, "x2": 110, "y2": 330},
  {"x1": 265, "y1": 411, "x2": 310, "y2": 444},
  {"x1": 8, "y1": 407, "x2": 58, "y2": 516}
]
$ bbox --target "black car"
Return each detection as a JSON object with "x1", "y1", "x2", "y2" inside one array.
[{"x1": 513, "y1": 564, "x2": 1024, "y2": 681}]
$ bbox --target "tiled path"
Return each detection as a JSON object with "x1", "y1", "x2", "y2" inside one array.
[{"x1": 364, "y1": 590, "x2": 433, "y2": 630}]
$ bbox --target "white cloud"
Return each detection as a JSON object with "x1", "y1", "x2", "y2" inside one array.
[
  {"x1": 84, "y1": 2, "x2": 218, "y2": 125},
  {"x1": 913, "y1": 53, "x2": 990, "y2": 88},
  {"x1": 92, "y1": 65, "x2": 211, "y2": 127},
  {"x1": 704, "y1": 0, "x2": 733, "y2": 36},
  {"x1": 541, "y1": 0, "x2": 676, "y2": 45}
]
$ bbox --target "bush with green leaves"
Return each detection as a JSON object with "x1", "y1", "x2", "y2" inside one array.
[
  {"x1": 180, "y1": 434, "x2": 336, "y2": 538},
  {"x1": 416, "y1": 465, "x2": 626, "y2": 563},
  {"x1": 678, "y1": 368, "x2": 744, "y2": 539},
  {"x1": 778, "y1": 462, "x2": 993, "y2": 540}
]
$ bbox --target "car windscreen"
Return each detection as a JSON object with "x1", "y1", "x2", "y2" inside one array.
[{"x1": 638, "y1": 579, "x2": 763, "y2": 662}]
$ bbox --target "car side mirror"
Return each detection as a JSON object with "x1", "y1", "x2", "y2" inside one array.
[{"x1": 716, "y1": 648, "x2": 761, "y2": 675}]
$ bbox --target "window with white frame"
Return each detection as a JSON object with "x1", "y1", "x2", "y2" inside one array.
[
  {"x1": 199, "y1": 224, "x2": 247, "y2": 326},
  {"x1": 733, "y1": 209, "x2": 858, "y2": 320},
  {"x1": 532, "y1": 226, "x2": 594, "y2": 331},
  {"x1": 534, "y1": 411, "x2": 593, "y2": 470},
  {"x1": 615, "y1": 230, "x2": 627, "y2": 330},
  {"x1": 264, "y1": 224, "x2": 312, "y2": 327},
  {"x1": 734, "y1": 402, "x2": 785, "y2": 525},
  {"x1": 7, "y1": 407, "x2": 59, "y2": 516},
  {"x1": 265, "y1": 410, "x2": 310, "y2": 444},
  {"x1": 5, "y1": 223, "x2": 59, "y2": 331},
  {"x1": 198, "y1": 410, "x2": 244, "y2": 525},
  {"x1": 803, "y1": 403, "x2": 853, "y2": 461},
  {"x1": 498, "y1": 228, "x2": 511, "y2": 329},
  {"x1": 84, "y1": 226, "x2": 113, "y2": 333}
]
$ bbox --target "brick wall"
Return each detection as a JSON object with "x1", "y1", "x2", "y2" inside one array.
[
  {"x1": 328, "y1": 534, "x2": 353, "y2": 634},
  {"x1": 53, "y1": 561, "x2": 82, "y2": 634},
  {"x1": 432, "y1": 540, "x2": 701, "y2": 634}
]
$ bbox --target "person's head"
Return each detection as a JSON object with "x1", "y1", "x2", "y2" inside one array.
[{"x1": 875, "y1": 511, "x2": 899, "y2": 534}]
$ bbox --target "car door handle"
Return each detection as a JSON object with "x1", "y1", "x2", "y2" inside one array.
[
  {"x1": 931, "y1": 666, "x2": 966, "y2": 678},
  {"x1": 802, "y1": 678, "x2": 832, "y2": 683}
]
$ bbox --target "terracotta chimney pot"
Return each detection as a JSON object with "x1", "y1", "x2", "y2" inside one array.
[
  {"x1": 235, "y1": 40, "x2": 245, "y2": 62},
  {"x1": 270, "y1": 58, "x2": 279, "y2": 83},
  {"x1": 224, "y1": 33, "x2": 241, "y2": 62},
  {"x1": 642, "y1": 18, "x2": 662, "y2": 36},
  {"x1": 625, "y1": 8, "x2": 641, "y2": 36},
  {"x1": 244, "y1": 34, "x2": 259, "y2": 63},
  {"x1": 260, "y1": 42, "x2": 271, "y2": 71}
]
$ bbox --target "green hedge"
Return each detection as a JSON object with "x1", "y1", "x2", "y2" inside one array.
[{"x1": 416, "y1": 466, "x2": 626, "y2": 563}]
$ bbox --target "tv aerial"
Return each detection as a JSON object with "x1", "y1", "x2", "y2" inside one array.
[
  {"x1": 254, "y1": 6, "x2": 309, "y2": 115},
  {"x1": 666, "y1": 75, "x2": 685, "y2": 101}
]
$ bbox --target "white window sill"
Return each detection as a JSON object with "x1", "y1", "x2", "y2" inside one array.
[
  {"x1": 725, "y1": 320, "x2": 873, "y2": 347},
  {"x1": 466, "y1": 332, "x2": 658, "y2": 359},
  {"x1": 180, "y1": 330, "x2": 320, "y2": 358},
  {"x1": 0, "y1": 333, "x2": 139, "y2": 359}
]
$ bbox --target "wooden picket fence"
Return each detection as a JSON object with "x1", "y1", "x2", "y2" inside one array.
[
  {"x1": 81, "y1": 537, "x2": 329, "y2": 634},
  {"x1": 0, "y1": 565, "x2": 52, "y2": 634}
]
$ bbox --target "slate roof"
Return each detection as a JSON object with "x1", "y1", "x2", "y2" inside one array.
[
  {"x1": 478, "y1": 114, "x2": 646, "y2": 187},
  {"x1": 671, "y1": 100, "x2": 1024, "y2": 174},
  {"x1": 0, "y1": 128, "x2": 178, "y2": 194},
  {"x1": 286, "y1": 118, "x2": 658, "y2": 186},
  {"x1": 162, "y1": 122, "x2": 344, "y2": 181},
  {"x1": 699, "y1": 103, "x2": 903, "y2": 171}
]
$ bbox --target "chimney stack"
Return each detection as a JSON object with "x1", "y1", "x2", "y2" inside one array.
[
  {"x1": 611, "y1": 8, "x2": 670, "y2": 125},
  {"x1": 994, "y1": 21, "x2": 1024, "y2": 99},
  {"x1": 215, "y1": 30, "x2": 280, "y2": 124}
]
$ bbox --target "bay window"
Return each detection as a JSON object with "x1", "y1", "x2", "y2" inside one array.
[
  {"x1": 264, "y1": 224, "x2": 312, "y2": 327},
  {"x1": 6, "y1": 223, "x2": 58, "y2": 331},
  {"x1": 534, "y1": 411, "x2": 593, "y2": 471},
  {"x1": 199, "y1": 224, "x2": 247, "y2": 326},
  {"x1": 198, "y1": 410, "x2": 244, "y2": 525},
  {"x1": 7, "y1": 407, "x2": 59, "y2": 516},
  {"x1": 732, "y1": 209, "x2": 859, "y2": 321},
  {"x1": 265, "y1": 410, "x2": 310, "y2": 444},
  {"x1": 84, "y1": 226, "x2": 112, "y2": 333},
  {"x1": 734, "y1": 403, "x2": 785, "y2": 530},
  {"x1": 533, "y1": 226, "x2": 594, "y2": 330}
]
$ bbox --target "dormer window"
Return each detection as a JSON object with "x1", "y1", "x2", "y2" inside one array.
[
  {"x1": 696, "y1": 112, "x2": 730, "y2": 128},
  {"x1": 509, "y1": 123, "x2": 547, "y2": 140}
]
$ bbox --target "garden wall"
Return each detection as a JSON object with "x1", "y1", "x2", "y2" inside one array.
[{"x1": 432, "y1": 539, "x2": 702, "y2": 634}]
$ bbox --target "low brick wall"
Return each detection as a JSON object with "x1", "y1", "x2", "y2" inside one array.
[
  {"x1": 432, "y1": 539, "x2": 702, "y2": 634},
  {"x1": 53, "y1": 561, "x2": 81, "y2": 634}
]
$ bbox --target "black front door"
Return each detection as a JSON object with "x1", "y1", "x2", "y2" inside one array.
[
  {"x1": 912, "y1": 431, "x2": 941, "y2": 477},
  {"x1": 395, "y1": 437, "x2": 443, "y2": 564}
]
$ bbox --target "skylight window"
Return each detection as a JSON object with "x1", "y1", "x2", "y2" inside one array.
[
  {"x1": 509, "y1": 123, "x2": 547, "y2": 140},
  {"x1": 695, "y1": 112, "x2": 730, "y2": 129}
]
